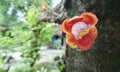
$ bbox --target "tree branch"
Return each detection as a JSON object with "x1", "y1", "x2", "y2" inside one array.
[{"x1": 37, "y1": 0, "x2": 68, "y2": 24}]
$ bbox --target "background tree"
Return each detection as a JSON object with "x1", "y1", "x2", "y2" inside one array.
[{"x1": 63, "y1": 0, "x2": 120, "y2": 72}]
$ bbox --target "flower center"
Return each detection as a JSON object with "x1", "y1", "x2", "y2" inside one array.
[{"x1": 71, "y1": 22, "x2": 89, "y2": 39}]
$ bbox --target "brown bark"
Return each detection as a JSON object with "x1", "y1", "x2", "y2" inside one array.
[
  {"x1": 37, "y1": 0, "x2": 67, "y2": 24},
  {"x1": 0, "y1": 27, "x2": 9, "y2": 31},
  {"x1": 64, "y1": 0, "x2": 120, "y2": 72}
]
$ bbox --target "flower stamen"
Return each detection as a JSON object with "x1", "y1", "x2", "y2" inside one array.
[
  {"x1": 72, "y1": 22, "x2": 89, "y2": 39},
  {"x1": 79, "y1": 27, "x2": 90, "y2": 39}
]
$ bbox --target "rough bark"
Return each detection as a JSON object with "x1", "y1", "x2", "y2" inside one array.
[
  {"x1": 37, "y1": 0, "x2": 120, "y2": 72},
  {"x1": 64, "y1": 0, "x2": 120, "y2": 72}
]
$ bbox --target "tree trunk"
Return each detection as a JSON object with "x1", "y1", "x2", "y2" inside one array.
[{"x1": 64, "y1": 0, "x2": 120, "y2": 72}]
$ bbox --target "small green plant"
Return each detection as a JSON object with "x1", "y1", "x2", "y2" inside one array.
[{"x1": 59, "y1": 61, "x2": 65, "y2": 72}]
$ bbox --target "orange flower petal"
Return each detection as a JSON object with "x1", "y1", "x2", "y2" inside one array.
[
  {"x1": 80, "y1": 12, "x2": 98, "y2": 26},
  {"x1": 75, "y1": 34, "x2": 92, "y2": 50},
  {"x1": 62, "y1": 19, "x2": 71, "y2": 33},
  {"x1": 66, "y1": 33, "x2": 77, "y2": 48},
  {"x1": 68, "y1": 16, "x2": 83, "y2": 25},
  {"x1": 88, "y1": 26, "x2": 98, "y2": 40}
]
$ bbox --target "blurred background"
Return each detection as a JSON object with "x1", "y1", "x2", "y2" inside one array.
[{"x1": 0, "y1": 0, "x2": 65, "y2": 72}]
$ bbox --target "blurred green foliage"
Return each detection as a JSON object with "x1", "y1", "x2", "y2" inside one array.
[{"x1": 0, "y1": 0, "x2": 58, "y2": 72}]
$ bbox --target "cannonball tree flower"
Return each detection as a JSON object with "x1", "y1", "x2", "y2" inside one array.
[{"x1": 62, "y1": 12, "x2": 98, "y2": 51}]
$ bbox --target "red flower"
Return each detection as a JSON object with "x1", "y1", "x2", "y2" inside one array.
[{"x1": 62, "y1": 12, "x2": 98, "y2": 51}]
